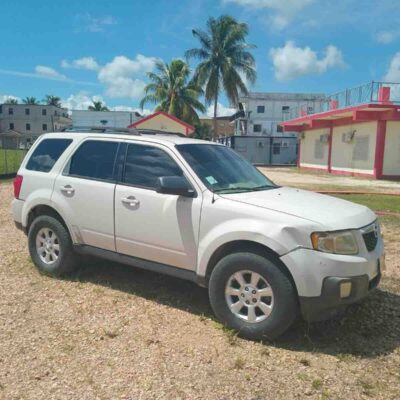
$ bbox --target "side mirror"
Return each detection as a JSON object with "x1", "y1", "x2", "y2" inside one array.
[{"x1": 156, "y1": 176, "x2": 195, "y2": 197}]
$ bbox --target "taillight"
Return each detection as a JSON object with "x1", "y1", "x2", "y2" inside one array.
[{"x1": 13, "y1": 175, "x2": 23, "y2": 199}]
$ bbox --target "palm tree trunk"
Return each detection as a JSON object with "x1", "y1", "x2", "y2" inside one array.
[{"x1": 213, "y1": 94, "x2": 218, "y2": 140}]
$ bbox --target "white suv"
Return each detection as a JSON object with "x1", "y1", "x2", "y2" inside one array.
[{"x1": 12, "y1": 130, "x2": 384, "y2": 340}]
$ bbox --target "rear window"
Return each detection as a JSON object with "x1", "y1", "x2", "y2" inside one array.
[
  {"x1": 26, "y1": 139, "x2": 72, "y2": 172},
  {"x1": 67, "y1": 140, "x2": 119, "y2": 181}
]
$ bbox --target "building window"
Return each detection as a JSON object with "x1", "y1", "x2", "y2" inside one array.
[
  {"x1": 282, "y1": 106, "x2": 290, "y2": 112},
  {"x1": 0, "y1": 105, "x2": 2, "y2": 114},
  {"x1": 42, "y1": 109, "x2": 47, "y2": 116},
  {"x1": 9, "y1": 123, "x2": 14, "y2": 130},
  {"x1": 253, "y1": 124, "x2": 262, "y2": 133},
  {"x1": 257, "y1": 105, "x2": 265, "y2": 113},
  {"x1": 273, "y1": 142, "x2": 281, "y2": 155},
  {"x1": 276, "y1": 125, "x2": 283, "y2": 133},
  {"x1": 42, "y1": 124, "x2": 48, "y2": 131},
  {"x1": 9, "y1": 108, "x2": 13, "y2": 115},
  {"x1": 307, "y1": 106, "x2": 313, "y2": 114},
  {"x1": 26, "y1": 123, "x2": 31, "y2": 131},
  {"x1": 25, "y1": 108, "x2": 30, "y2": 115}
]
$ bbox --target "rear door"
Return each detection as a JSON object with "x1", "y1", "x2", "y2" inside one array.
[
  {"x1": 52, "y1": 138, "x2": 120, "y2": 251},
  {"x1": 114, "y1": 142, "x2": 202, "y2": 270}
]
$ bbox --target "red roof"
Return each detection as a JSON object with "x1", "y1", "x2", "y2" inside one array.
[
  {"x1": 128, "y1": 111, "x2": 195, "y2": 134},
  {"x1": 281, "y1": 103, "x2": 400, "y2": 132}
]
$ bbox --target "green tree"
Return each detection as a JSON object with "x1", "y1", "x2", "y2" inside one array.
[
  {"x1": 22, "y1": 96, "x2": 40, "y2": 105},
  {"x1": 88, "y1": 101, "x2": 109, "y2": 111},
  {"x1": 44, "y1": 95, "x2": 61, "y2": 107},
  {"x1": 4, "y1": 98, "x2": 18, "y2": 104},
  {"x1": 186, "y1": 15, "x2": 256, "y2": 137},
  {"x1": 140, "y1": 59, "x2": 206, "y2": 125},
  {"x1": 192, "y1": 122, "x2": 212, "y2": 140}
]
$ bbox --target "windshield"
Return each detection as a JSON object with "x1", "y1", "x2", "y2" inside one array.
[{"x1": 177, "y1": 144, "x2": 276, "y2": 194}]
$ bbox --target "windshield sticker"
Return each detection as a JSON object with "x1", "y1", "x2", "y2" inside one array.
[{"x1": 205, "y1": 176, "x2": 218, "y2": 185}]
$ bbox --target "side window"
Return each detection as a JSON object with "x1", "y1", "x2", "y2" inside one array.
[
  {"x1": 26, "y1": 139, "x2": 72, "y2": 172},
  {"x1": 123, "y1": 144, "x2": 183, "y2": 189},
  {"x1": 68, "y1": 140, "x2": 118, "y2": 181}
]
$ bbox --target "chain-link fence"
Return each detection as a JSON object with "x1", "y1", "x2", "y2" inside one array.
[{"x1": 0, "y1": 147, "x2": 27, "y2": 177}]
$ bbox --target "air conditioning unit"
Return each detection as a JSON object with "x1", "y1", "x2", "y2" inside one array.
[
  {"x1": 320, "y1": 133, "x2": 329, "y2": 143},
  {"x1": 281, "y1": 140, "x2": 289, "y2": 148},
  {"x1": 262, "y1": 128, "x2": 268, "y2": 135},
  {"x1": 342, "y1": 130, "x2": 356, "y2": 143}
]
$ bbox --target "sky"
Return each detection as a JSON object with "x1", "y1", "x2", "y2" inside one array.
[{"x1": 1, "y1": 0, "x2": 400, "y2": 116}]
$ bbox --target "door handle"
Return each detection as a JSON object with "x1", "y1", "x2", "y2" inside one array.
[
  {"x1": 60, "y1": 185, "x2": 75, "y2": 196},
  {"x1": 121, "y1": 196, "x2": 140, "y2": 207}
]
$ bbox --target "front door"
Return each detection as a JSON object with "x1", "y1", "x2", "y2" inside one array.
[{"x1": 114, "y1": 142, "x2": 202, "y2": 270}]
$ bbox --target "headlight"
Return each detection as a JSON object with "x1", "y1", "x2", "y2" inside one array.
[{"x1": 311, "y1": 230, "x2": 358, "y2": 255}]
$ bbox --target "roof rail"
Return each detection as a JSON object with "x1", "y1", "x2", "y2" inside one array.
[
  {"x1": 136, "y1": 129, "x2": 186, "y2": 137},
  {"x1": 61, "y1": 126, "x2": 141, "y2": 135}
]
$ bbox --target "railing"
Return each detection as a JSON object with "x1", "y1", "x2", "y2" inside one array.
[{"x1": 288, "y1": 81, "x2": 400, "y2": 120}]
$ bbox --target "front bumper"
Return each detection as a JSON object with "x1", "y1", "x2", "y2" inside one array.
[{"x1": 299, "y1": 270, "x2": 381, "y2": 321}]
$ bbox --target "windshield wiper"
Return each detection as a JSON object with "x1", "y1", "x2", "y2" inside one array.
[{"x1": 213, "y1": 184, "x2": 276, "y2": 194}]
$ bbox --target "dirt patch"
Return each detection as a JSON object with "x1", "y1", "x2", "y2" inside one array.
[{"x1": 0, "y1": 182, "x2": 399, "y2": 399}]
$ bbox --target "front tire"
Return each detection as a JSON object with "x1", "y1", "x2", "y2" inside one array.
[
  {"x1": 208, "y1": 252, "x2": 298, "y2": 340},
  {"x1": 28, "y1": 215, "x2": 79, "y2": 277}
]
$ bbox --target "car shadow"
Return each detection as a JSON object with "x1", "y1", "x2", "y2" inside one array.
[{"x1": 70, "y1": 257, "x2": 400, "y2": 359}]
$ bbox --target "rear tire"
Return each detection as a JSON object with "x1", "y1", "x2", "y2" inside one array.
[
  {"x1": 209, "y1": 252, "x2": 298, "y2": 340},
  {"x1": 28, "y1": 215, "x2": 79, "y2": 277}
]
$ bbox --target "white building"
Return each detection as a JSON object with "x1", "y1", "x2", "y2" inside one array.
[
  {"x1": 71, "y1": 110, "x2": 141, "y2": 129},
  {"x1": 232, "y1": 92, "x2": 326, "y2": 136}
]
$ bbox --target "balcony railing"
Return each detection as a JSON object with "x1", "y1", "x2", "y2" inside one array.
[{"x1": 288, "y1": 81, "x2": 400, "y2": 120}]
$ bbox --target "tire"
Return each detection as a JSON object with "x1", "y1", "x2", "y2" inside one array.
[
  {"x1": 209, "y1": 252, "x2": 298, "y2": 340},
  {"x1": 28, "y1": 215, "x2": 79, "y2": 277}
]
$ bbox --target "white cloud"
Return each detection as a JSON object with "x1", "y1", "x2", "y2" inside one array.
[
  {"x1": 74, "y1": 14, "x2": 117, "y2": 33},
  {"x1": 61, "y1": 57, "x2": 100, "y2": 71},
  {"x1": 223, "y1": 0, "x2": 314, "y2": 29},
  {"x1": 61, "y1": 91, "x2": 105, "y2": 111},
  {"x1": 98, "y1": 55, "x2": 158, "y2": 100},
  {"x1": 206, "y1": 102, "x2": 236, "y2": 117},
  {"x1": 384, "y1": 52, "x2": 400, "y2": 82},
  {"x1": 111, "y1": 105, "x2": 151, "y2": 115},
  {"x1": 35, "y1": 65, "x2": 66, "y2": 80},
  {"x1": 0, "y1": 94, "x2": 21, "y2": 104},
  {"x1": 269, "y1": 41, "x2": 345, "y2": 81},
  {"x1": 376, "y1": 31, "x2": 398, "y2": 44}
]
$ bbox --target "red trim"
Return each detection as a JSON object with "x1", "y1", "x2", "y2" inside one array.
[
  {"x1": 374, "y1": 120, "x2": 387, "y2": 179},
  {"x1": 299, "y1": 165, "x2": 329, "y2": 172},
  {"x1": 330, "y1": 169, "x2": 374, "y2": 178},
  {"x1": 327, "y1": 125, "x2": 333, "y2": 173},
  {"x1": 282, "y1": 103, "x2": 400, "y2": 132},
  {"x1": 128, "y1": 111, "x2": 195, "y2": 133}
]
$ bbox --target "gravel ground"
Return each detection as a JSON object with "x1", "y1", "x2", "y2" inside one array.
[
  {"x1": 259, "y1": 167, "x2": 400, "y2": 192},
  {"x1": 0, "y1": 182, "x2": 399, "y2": 400}
]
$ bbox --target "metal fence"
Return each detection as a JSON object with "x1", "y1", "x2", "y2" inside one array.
[
  {"x1": 0, "y1": 146, "x2": 27, "y2": 177},
  {"x1": 288, "y1": 81, "x2": 400, "y2": 120}
]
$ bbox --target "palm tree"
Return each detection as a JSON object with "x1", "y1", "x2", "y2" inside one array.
[
  {"x1": 140, "y1": 59, "x2": 205, "y2": 125},
  {"x1": 4, "y1": 98, "x2": 18, "y2": 104},
  {"x1": 22, "y1": 96, "x2": 40, "y2": 105},
  {"x1": 185, "y1": 15, "x2": 256, "y2": 137},
  {"x1": 44, "y1": 95, "x2": 61, "y2": 107},
  {"x1": 88, "y1": 101, "x2": 109, "y2": 111}
]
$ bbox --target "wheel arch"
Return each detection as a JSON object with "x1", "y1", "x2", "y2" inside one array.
[{"x1": 202, "y1": 240, "x2": 298, "y2": 297}]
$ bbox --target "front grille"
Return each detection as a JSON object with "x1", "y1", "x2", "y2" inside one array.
[{"x1": 362, "y1": 230, "x2": 378, "y2": 252}]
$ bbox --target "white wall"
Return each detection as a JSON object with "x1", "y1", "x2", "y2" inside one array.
[
  {"x1": 71, "y1": 110, "x2": 139, "y2": 129},
  {"x1": 331, "y1": 122, "x2": 376, "y2": 174},
  {"x1": 300, "y1": 128, "x2": 329, "y2": 168},
  {"x1": 383, "y1": 121, "x2": 400, "y2": 176}
]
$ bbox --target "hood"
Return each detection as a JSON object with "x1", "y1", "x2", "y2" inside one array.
[{"x1": 220, "y1": 187, "x2": 376, "y2": 231}]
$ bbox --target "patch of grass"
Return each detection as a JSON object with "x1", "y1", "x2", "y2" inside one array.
[
  {"x1": 312, "y1": 379, "x2": 323, "y2": 390},
  {"x1": 335, "y1": 353, "x2": 354, "y2": 362},
  {"x1": 0, "y1": 149, "x2": 26, "y2": 175},
  {"x1": 212, "y1": 321, "x2": 238, "y2": 345},
  {"x1": 233, "y1": 357, "x2": 245, "y2": 369},
  {"x1": 297, "y1": 373, "x2": 309, "y2": 381},
  {"x1": 333, "y1": 194, "x2": 400, "y2": 213},
  {"x1": 358, "y1": 379, "x2": 375, "y2": 397}
]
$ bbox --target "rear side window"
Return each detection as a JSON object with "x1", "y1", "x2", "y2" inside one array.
[
  {"x1": 123, "y1": 144, "x2": 183, "y2": 189},
  {"x1": 68, "y1": 140, "x2": 118, "y2": 181},
  {"x1": 26, "y1": 139, "x2": 72, "y2": 172}
]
